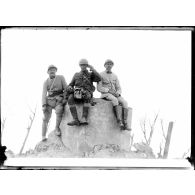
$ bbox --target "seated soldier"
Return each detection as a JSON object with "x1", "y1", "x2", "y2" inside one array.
[
  {"x1": 97, "y1": 59, "x2": 131, "y2": 131},
  {"x1": 42, "y1": 65, "x2": 67, "y2": 141},
  {"x1": 66, "y1": 59, "x2": 101, "y2": 126}
]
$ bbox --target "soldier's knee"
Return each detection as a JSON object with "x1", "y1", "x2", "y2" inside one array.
[
  {"x1": 83, "y1": 102, "x2": 90, "y2": 107},
  {"x1": 118, "y1": 96, "x2": 128, "y2": 108},
  {"x1": 68, "y1": 94, "x2": 75, "y2": 105},
  {"x1": 111, "y1": 97, "x2": 119, "y2": 106},
  {"x1": 43, "y1": 115, "x2": 50, "y2": 123},
  {"x1": 43, "y1": 107, "x2": 52, "y2": 121},
  {"x1": 55, "y1": 105, "x2": 63, "y2": 115},
  {"x1": 121, "y1": 100, "x2": 128, "y2": 108},
  {"x1": 83, "y1": 98, "x2": 91, "y2": 104}
]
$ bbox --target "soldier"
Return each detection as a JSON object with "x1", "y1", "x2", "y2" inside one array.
[
  {"x1": 97, "y1": 59, "x2": 131, "y2": 130},
  {"x1": 42, "y1": 65, "x2": 67, "y2": 141},
  {"x1": 67, "y1": 59, "x2": 101, "y2": 126}
]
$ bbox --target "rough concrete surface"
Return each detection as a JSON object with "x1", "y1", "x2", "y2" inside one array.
[{"x1": 15, "y1": 99, "x2": 155, "y2": 158}]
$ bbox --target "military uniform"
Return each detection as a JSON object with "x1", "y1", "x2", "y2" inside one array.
[
  {"x1": 67, "y1": 59, "x2": 101, "y2": 126},
  {"x1": 97, "y1": 70, "x2": 128, "y2": 108},
  {"x1": 97, "y1": 60, "x2": 130, "y2": 131},
  {"x1": 42, "y1": 74, "x2": 67, "y2": 119},
  {"x1": 42, "y1": 66, "x2": 67, "y2": 139},
  {"x1": 68, "y1": 70, "x2": 100, "y2": 105}
]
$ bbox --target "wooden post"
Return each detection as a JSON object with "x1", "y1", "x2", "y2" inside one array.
[{"x1": 163, "y1": 121, "x2": 174, "y2": 158}]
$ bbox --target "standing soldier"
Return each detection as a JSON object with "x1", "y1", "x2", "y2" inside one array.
[
  {"x1": 42, "y1": 65, "x2": 67, "y2": 141},
  {"x1": 97, "y1": 59, "x2": 131, "y2": 131},
  {"x1": 66, "y1": 59, "x2": 101, "y2": 126}
]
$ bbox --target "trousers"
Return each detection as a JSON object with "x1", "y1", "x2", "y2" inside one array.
[
  {"x1": 68, "y1": 91, "x2": 92, "y2": 106},
  {"x1": 43, "y1": 95, "x2": 64, "y2": 122},
  {"x1": 101, "y1": 93, "x2": 128, "y2": 108}
]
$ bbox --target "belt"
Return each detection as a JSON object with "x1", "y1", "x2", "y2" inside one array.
[{"x1": 48, "y1": 90, "x2": 63, "y2": 98}]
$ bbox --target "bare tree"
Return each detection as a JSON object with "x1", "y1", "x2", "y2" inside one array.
[
  {"x1": 148, "y1": 113, "x2": 158, "y2": 145},
  {"x1": 157, "y1": 119, "x2": 167, "y2": 158},
  {"x1": 129, "y1": 133, "x2": 134, "y2": 150},
  {"x1": 140, "y1": 114, "x2": 174, "y2": 158},
  {"x1": 157, "y1": 142, "x2": 163, "y2": 158},
  {"x1": 140, "y1": 113, "x2": 159, "y2": 146},
  {"x1": 157, "y1": 121, "x2": 174, "y2": 159},
  {"x1": 19, "y1": 105, "x2": 37, "y2": 155},
  {"x1": 140, "y1": 118, "x2": 149, "y2": 145},
  {"x1": 160, "y1": 119, "x2": 166, "y2": 140}
]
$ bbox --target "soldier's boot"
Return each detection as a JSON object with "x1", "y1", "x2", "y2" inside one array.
[
  {"x1": 113, "y1": 105, "x2": 124, "y2": 130},
  {"x1": 123, "y1": 108, "x2": 131, "y2": 131},
  {"x1": 42, "y1": 120, "x2": 48, "y2": 141},
  {"x1": 67, "y1": 106, "x2": 80, "y2": 126},
  {"x1": 54, "y1": 114, "x2": 62, "y2": 136},
  {"x1": 80, "y1": 106, "x2": 89, "y2": 125}
]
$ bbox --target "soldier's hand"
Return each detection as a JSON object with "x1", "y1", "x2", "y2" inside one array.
[
  {"x1": 42, "y1": 105, "x2": 47, "y2": 112},
  {"x1": 108, "y1": 89, "x2": 116, "y2": 96},
  {"x1": 87, "y1": 64, "x2": 94, "y2": 71},
  {"x1": 62, "y1": 99, "x2": 67, "y2": 105},
  {"x1": 115, "y1": 92, "x2": 121, "y2": 97},
  {"x1": 67, "y1": 86, "x2": 74, "y2": 93}
]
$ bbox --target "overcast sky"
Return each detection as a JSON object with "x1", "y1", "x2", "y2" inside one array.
[{"x1": 1, "y1": 28, "x2": 191, "y2": 158}]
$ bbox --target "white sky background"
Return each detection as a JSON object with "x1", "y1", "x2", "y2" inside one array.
[{"x1": 1, "y1": 28, "x2": 191, "y2": 158}]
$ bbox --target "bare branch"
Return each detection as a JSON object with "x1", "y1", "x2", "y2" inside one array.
[
  {"x1": 160, "y1": 119, "x2": 166, "y2": 140},
  {"x1": 157, "y1": 142, "x2": 163, "y2": 158},
  {"x1": 129, "y1": 133, "x2": 134, "y2": 150},
  {"x1": 29, "y1": 116, "x2": 33, "y2": 121},
  {"x1": 182, "y1": 148, "x2": 191, "y2": 159},
  {"x1": 160, "y1": 143, "x2": 163, "y2": 154},
  {"x1": 140, "y1": 119, "x2": 149, "y2": 145},
  {"x1": 148, "y1": 113, "x2": 159, "y2": 145},
  {"x1": 27, "y1": 104, "x2": 35, "y2": 116},
  {"x1": 19, "y1": 104, "x2": 37, "y2": 155}
]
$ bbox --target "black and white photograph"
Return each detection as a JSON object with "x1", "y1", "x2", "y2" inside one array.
[
  {"x1": 0, "y1": 0, "x2": 195, "y2": 195},
  {"x1": 0, "y1": 27, "x2": 192, "y2": 168}
]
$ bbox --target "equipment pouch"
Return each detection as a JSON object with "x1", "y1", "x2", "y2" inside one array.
[{"x1": 74, "y1": 88, "x2": 82, "y2": 99}]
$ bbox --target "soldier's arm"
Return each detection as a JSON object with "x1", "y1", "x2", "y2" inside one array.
[
  {"x1": 66, "y1": 73, "x2": 76, "y2": 96},
  {"x1": 42, "y1": 80, "x2": 48, "y2": 106},
  {"x1": 115, "y1": 76, "x2": 122, "y2": 95},
  {"x1": 97, "y1": 79, "x2": 109, "y2": 93},
  {"x1": 88, "y1": 65, "x2": 101, "y2": 82},
  {"x1": 61, "y1": 75, "x2": 68, "y2": 98},
  {"x1": 68, "y1": 73, "x2": 76, "y2": 87}
]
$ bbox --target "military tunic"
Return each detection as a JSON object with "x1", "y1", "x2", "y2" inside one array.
[
  {"x1": 97, "y1": 71, "x2": 128, "y2": 108},
  {"x1": 68, "y1": 70, "x2": 101, "y2": 105},
  {"x1": 42, "y1": 75, "x2": 67, "y2": 121},
  {"x1": 69, "y1": 70, "x2": 101, "y2": 93}
]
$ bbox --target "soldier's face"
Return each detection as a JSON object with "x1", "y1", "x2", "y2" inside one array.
[
  {"x1": 105, "y1": 63, "x2": 113, "y2": 71},
  {"x1": 48, "y1": 68, "x2": 57, "y2": 78},
  {"x1": 80, "y1": 64, "x2": 88, "y2": 71}
]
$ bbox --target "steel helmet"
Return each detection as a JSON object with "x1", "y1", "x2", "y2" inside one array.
[
  {"x1": 79, "y1": 59, "x2": 88, "y2": 65},
  {"x1": 104, "y1": 59, "x2": 114, "y2": 66},
  {"x1": 47, "y1": 65, "x2": 57, "y2": 72}
]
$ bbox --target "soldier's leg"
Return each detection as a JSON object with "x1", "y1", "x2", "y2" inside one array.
[
  {"x1": 105, "y1": 94, "x2": 123, "y2": 129},
  {"x1": 80, "y1": 91, "x2": 92, "y2": 125},
  {"x1": 67, "y1": 94, "x2": 80, "y2": 126},
  {"x1": 42, "y1": 106, "x2": 52, "y2": 141},
  {"x1": 118, "y1": 96, "x2": 131, "y2": 131},
  {"x1": 54, "y1": 104, "x2": 64, "y2": 136}
]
